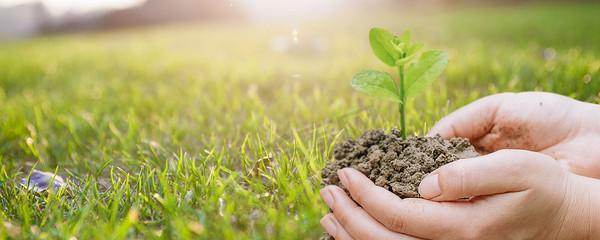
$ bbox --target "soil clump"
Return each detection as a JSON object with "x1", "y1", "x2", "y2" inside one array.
[{"x1": 321, "y1": 129, "x2": 479, "y2": 198}]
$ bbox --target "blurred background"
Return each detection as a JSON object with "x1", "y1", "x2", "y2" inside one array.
[
  {"x1": 1, "y1": 0, "x2": 599, "y2": 176},
  {"x1": 0, "y1": 0, "x2": 597, "y2": 40},
  {"x1": 10, "y1": 0, "x2": 410, "y2": 39},
  {"x1": 0, "y1": 0, "x2": 599, "y2": 238}
]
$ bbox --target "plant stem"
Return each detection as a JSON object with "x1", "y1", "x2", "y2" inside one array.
[{"x1": 398, "y1": 65, "x2": 406, "y2": 140}]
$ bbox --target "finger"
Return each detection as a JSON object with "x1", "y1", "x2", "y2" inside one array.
[
  {"x1": 428, "y1": 93, "x2": 510, "y2": 139},
  {"x1": 418, "y1": 149, "x2": 561, "y2": 201},
  {"x1": 321, "y1": 185, "x2": 419, "y2": 240},
  {"x1": 338, "y1": 168, "x2": 470, "y2": 239},
  {"x1": 321, "y1": 214, "x2": 354, "y2": 240}
]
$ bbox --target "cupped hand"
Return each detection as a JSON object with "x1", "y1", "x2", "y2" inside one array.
[
  {"x1": 428, "y1": 92, "x2": 600, "y2": 178},
  {"x1": 320, "y1": 150, "x2": 600, "y2": 239}
]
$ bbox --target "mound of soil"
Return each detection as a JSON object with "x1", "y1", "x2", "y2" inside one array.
[{"x1": 321, "y1": 129, "x2": 478, "y2": 198}]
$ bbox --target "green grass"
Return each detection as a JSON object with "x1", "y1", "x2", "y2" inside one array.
[{"x1": 0, "y1": 3, "x2": 598, "y2": 239}]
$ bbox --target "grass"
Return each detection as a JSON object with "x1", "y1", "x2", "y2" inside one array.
[{"x1": 0, "y1": 3, "x2": 598, "y2": 239}]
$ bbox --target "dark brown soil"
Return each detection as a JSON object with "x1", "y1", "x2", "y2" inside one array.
[{"x1": 321, "y1": 129, "x2": 479, "y2": 198}]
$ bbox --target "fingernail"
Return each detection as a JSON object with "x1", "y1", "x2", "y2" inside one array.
[
  {"x1": 320, "y1": 188, "x2": 334, "y2": 209},
  {"x1": 337, "y1": 169, "x2": 349, "y2": 187},
  {"x1": 320, "y1": 215, "x2": 337, "y2": 236},
  {"x1": 418, "y1": 174, "x2": 441, "y2": 199}
]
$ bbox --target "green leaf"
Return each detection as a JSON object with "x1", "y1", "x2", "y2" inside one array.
[
  {"x1": 407, "y1": 42, "x2": 424, "y2": 55},
  {"x1": 351, "y1": 70, "x2": 401, "y2": 103},
  {"x1": 399, "y1": 31, "x2": 411, "y2": 43},
  {"x1": 369, "y1": 28, "x2": 400, "y2": 66},
  {"x1": 405, "y1": 50, "x2": 449, "y2": 97}
]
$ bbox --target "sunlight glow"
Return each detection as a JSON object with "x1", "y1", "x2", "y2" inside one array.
[{"x1": 234, "y1": 0, "x2": 346, "y2": 21}]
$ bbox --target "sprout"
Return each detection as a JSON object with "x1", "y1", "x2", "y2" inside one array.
[{"x1": 352, "y1": 28, "x2": 448, "y2": 139}]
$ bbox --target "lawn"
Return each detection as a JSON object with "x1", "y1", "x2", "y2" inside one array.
[{"x1": 0, "y1": 3, "x2": 598, "y2": 239}]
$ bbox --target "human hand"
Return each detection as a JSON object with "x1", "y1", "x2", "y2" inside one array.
[
  {"x1": 320, "y1": 150, "x2": 600, "y2": 239},
  {"x1": 428, "y1": 92, "x2": 600, "y2": 178}
]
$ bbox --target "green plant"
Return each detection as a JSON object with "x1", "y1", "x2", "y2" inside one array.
[{"x1": 352, "y1": 28, "x2": 449, "y2": 139}]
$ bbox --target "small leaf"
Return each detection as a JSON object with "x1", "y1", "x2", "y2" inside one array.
[
  {"x1": 405, "y1": 50, "x2": 448, "y2": 97},
  {"x1": 407, "y1": 42, "x2": 424, "y2": 55},
  {"x1": 369, "y1": 28, "x2": 400, "y2": 66},
  {"x1": 399, "y1": 31, "x2": 411, "y2": 44},
  {"x1": 351, "y1": 70, "x2": 401, "y2": 102}
]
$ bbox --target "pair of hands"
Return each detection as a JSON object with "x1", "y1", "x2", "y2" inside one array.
[{"x1": 321, "y1": 92, "x2": 600, "y2": 239}]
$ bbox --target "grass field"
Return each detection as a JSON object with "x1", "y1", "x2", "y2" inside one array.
[{"x1": 0, "y1": 3, "x2": 599, "y2": 239}]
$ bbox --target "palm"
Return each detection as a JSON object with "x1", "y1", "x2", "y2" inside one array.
[{"x1": 431, "y1": 92, "x2": 600, "y2": 178}]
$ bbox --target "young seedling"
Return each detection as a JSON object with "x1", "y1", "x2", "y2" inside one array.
[{"x1": 352, "y1": 28, "x2": 448, "y2": 139}]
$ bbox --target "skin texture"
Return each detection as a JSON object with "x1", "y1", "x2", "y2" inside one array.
[
  {"x1": 428, "y1": 92, "x2": 600, "y2": 178},
  {"x1": 321, "y1": 92, "x2": 600, "y2": 239}
]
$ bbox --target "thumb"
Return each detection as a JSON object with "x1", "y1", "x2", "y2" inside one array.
[
  {"x1": 427, "y1": 93, "x2": 508, "y2": 139},
  {"x1": 418, "y1": 149, "x2": 561, "y2": 201}
]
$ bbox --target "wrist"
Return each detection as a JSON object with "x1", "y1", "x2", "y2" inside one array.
[
  {"x1": 577, "y1": 101, "x2": 600, "y2": 133},
  {"x1": 562, "y1": 174, "x2": 600, "y2": 239},
  {"x1": 589, "y1": 177, "x2": 600, "y2": 237}
]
